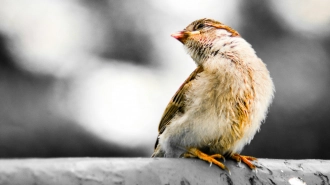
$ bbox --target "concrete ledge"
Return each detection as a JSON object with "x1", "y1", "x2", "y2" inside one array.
[{"x1": 0, "y1": 158, "x2": 329, "y2": 184}]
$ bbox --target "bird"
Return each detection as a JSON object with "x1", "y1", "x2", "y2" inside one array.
[{"x1": 152, "y1": 18, "x2": 274, "y2": 171}]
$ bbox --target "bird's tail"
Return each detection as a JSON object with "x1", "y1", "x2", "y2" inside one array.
[{"x1": 151, "y1": 145, "x2": 165, "y2": 157}]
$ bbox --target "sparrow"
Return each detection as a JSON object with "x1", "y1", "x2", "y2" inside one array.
[{"x1": 152, "y1": 18, "x2": 274, "y2": 171}]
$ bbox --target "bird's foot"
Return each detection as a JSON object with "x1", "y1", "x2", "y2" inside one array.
[
  {"x1": 230, "y1": 153, "x2": 257, "y2": 169},
  {"x1": 184, "y1": 148, "x2": 228, "y2": 171}
]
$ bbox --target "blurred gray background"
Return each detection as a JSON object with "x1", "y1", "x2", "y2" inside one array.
[{"x1": 0, "y1": 0, "x2": 330, "y2": 159}]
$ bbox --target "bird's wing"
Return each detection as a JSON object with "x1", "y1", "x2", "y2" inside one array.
[{"x1": 155, "y1": 65, "x2": 204, "y2": 149}]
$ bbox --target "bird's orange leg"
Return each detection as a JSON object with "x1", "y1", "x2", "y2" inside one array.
[
  {"x1": 184, "y1": 148, "x2": 228, "y2": 171},
  {"x1": 230, "y1": 153, "x2": 257, "y2": 169}
]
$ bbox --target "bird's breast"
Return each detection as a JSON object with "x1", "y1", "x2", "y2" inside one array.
[{"x1": 182, "y1": 60, "x2": 261, "y2": 153}]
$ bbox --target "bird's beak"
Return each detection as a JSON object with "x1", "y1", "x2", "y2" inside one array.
[{"x1": 171, "y1": 31, "x2": 200, "y2": 44}]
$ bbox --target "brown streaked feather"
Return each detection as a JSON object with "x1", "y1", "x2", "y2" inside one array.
[
  {"x1": 210, "y1": 22, "x2": 240, "y2": 37},
  {"x1": 154, "y1": 65, "x2": 204, "y2": 149}
]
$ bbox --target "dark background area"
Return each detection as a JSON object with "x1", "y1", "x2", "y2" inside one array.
[{"x1": 0, "y1": 0, "x2": 329, "y2": 159}]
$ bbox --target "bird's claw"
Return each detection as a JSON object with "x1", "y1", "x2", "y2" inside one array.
[
  {"x1": 185, "y1": 148, "x2": 228, "y2": 171},
  {"x1": 231, "y1": 153, "x2": 257, "y2": 170}
]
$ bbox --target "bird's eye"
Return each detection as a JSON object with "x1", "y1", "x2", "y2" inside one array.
[{"x1": 195, "y1": 23, "x2": 205, "y2": 30}]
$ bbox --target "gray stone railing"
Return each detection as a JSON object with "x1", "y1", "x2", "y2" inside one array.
[{"x1": 0, "y1": 158, "x2": 329, "y2": 184}]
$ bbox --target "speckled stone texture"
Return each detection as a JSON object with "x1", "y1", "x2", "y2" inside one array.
[{"x1": 0, "y1": 158, "x2": 329, "y2": 185}]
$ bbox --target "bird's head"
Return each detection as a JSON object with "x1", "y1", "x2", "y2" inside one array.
[{"x1": 171, "y1": 18, "x2": 240, "y2": 63}]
